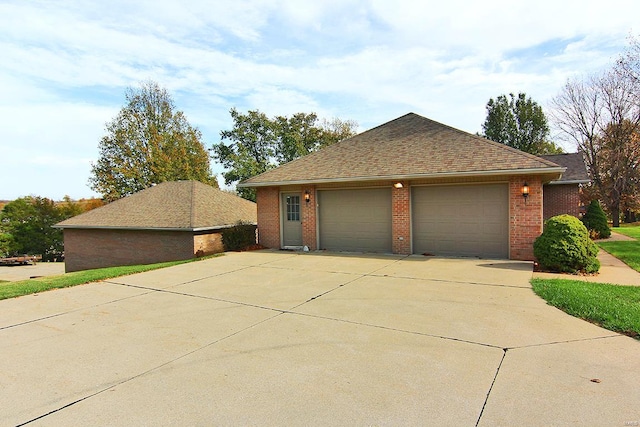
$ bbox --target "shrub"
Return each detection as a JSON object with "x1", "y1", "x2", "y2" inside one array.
[
  {"x1": 534, "y1": 214, "x2": 600, "y2": 274},
  {"x1": 582, "y1": 200, "x2": 611, "y2": 239},
  {"x1": 221, "y1": 221, "x2": 257, "y2": 251}
]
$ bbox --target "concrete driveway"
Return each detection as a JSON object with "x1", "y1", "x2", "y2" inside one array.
[{"x1": 1, "y1": 251, "x2": 638, "y2": 426}]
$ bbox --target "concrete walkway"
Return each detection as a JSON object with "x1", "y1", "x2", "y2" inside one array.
[{"x1": 0, "y1": 251, "x2": 638, "y2": 426}]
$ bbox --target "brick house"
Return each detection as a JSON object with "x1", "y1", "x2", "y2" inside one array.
[
  {"x1": 55, "y1": 181, "x2": 256, "y2": 272},
  {"x1": 539, "y1": 153, "x2": 590, "y2": 220},
  {"x1": 238, "y1": 113, "x2": 566, "y2": 261}
]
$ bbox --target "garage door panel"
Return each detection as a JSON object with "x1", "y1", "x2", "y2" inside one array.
[
  {"x1": 412, "y1": 184, "x2": 508, "y2": 258},
  {"x1": 319, "y1": 189, "x2": 392, "y2": 253}
]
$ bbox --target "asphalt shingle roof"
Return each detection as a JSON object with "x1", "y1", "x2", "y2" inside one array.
[
  {"x1": 539, "y1": 153, "x2": 590, "y2": 183},
  {"x1": 56, "y1": 181, "x2": 256, "y2": 230},
  {"x1": 240, "y1": 113, "x2": 563, "y2": 187}
]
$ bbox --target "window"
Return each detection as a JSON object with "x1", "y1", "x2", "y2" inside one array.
[{"x1": 286, "y1": 195, "x2": 300, "y2": 221}]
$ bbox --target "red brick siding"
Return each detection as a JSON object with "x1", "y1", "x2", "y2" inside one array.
[
  {"x1": 256, "y1": 187, "x2": 281, "y2": 248},
  {"x1": 301, "y1": 186, "x2": 317, "y2": 250},
  {"x1": 63, "y1": 229, "x2": 195, "y2": 272},
  {"x1": 193, "y1": 232, "x2": 224, "y2": 256},
  {"x1": 392, "y1": 183, "x2": 411, "y2": 254},
  {"x1": 256, "y1": 176, "x2": 545, "y2": 260},
  {"x1": 509, "y1": 176, "x2": 543, "y2": 261},
  {"x1": 543, "y1": 184, "x2": 582, "y2": 220}
]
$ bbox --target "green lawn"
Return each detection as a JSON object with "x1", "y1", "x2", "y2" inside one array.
[
  {"x1": 0, "y1": 256, "x2": 220, "y2": 301},
  {"x1": 613, "y1": 223, "x2": 640, "y2": 239},
  {"x1": 598, "y1": 224, "x2": 640, "y2": 272},
  {"x1": 532, "y1": 223, "x2": 640, "y2": 338},
  {"x1": 598, "y1": 240, "x2": 640, "y2": 272},
  {"x1": 531, "y1": 278, "x2": 640, "y2": 338}
]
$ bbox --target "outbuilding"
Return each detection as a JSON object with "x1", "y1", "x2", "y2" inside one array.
[
  {"x1": 239, "y1": 113, "x2": 565, "y2": 260},
  {"x1": 55, "y1": 180, "x2": 256, "y2": 272}
]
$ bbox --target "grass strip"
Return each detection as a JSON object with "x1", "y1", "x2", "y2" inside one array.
[
  {"x1": 531, "y1": 278, "x2": 640, "y2": 338},
  {"x1": 597, "y1": 240, "x2": 640, "y2": 272},
  {"x1": 0, "y1": 255, "x2": 221, "y2": 301}
]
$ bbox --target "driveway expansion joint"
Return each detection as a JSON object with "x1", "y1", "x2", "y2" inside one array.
[
  {"x1": 0, "y1": 288, "x2": 156, "y2": 331},
  {"x1": 505, "y1": 333, "x2": 627, "y2": 350},
  {"x1": 16, "y1": 309, "x2": 287, "y2": 426},
  {"x1": 284, "y1": 310, "x2": 505, "y2": 350}
]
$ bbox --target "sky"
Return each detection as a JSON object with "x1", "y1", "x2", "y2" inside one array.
[{"x1": 1, "y1": 0, "x2": 638, "y2": 201}]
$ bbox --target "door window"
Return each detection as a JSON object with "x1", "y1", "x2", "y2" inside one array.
[{"x1": 286, "y1": 195, "x2": 300, "y2": 221}]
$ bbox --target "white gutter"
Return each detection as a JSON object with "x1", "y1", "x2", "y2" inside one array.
[
  {"x1": 546, "y1": 179, "x2": 590, "y2": 185},
  {"x1": 238, "y1": 167, "x2": 565, "y2": 188}
]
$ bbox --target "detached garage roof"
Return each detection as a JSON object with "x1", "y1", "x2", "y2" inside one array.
[
  {"x1": 56, "y1": 181, "x2": 256, "y2": 231},
  {"x1": 240, "y1": 113, "x2": 564, "y2": 187}
]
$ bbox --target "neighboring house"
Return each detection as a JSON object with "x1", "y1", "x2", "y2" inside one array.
[
  {"x1": 539, "y1": 153, "x2": 590, "y2": 220},
  {"x1": 55, "y1": 181, "x2": 256, "y2": 272},
  {"x1": 239, "y1": 113, "x2": 565, "y2": 261}
]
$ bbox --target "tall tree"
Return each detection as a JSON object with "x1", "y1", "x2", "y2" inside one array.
[
  {"x1": 90, "y1": 81, "x2": 217, "y2": 202},
  {"x1": 596, "y1": 121, "x2": 640, "y2": 224},
  {"x1": 551, "y1": 67, "x2": 640, "y2": 227},
  {"x1": 482, "y1": 92, "x2": 561, "y2": 154},
  {"x1": 212, "y1": 109, "x2": 357, "y2": 201},
  {"x1": 213, "y1": 109, "x2": 278, "y2": 201}
]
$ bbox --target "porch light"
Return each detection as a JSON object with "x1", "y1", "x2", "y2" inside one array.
[
  {"x1": 522, "y1": 182, "x2": 530, "y2": 200},
  {"x1": 393, "y1": 182, "x2": 403, "y2": 188},
  {"x1": 304, "y1": 190, "x2": 311, "y2": 203}
]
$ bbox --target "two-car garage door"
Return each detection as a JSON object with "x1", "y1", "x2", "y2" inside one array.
[{"x1": 315, "y1": 184, "x2": 508, "y2": 258}]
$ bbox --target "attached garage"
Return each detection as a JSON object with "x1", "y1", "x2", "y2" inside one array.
[
  {"x1": 318, "y1": 188, "x2": 392, "y2": 252},
  {"x1": 412, "y1": 184, "x2": 509, "y2": 258},
  {"x1": 241, "y1": 113, "x2": 566, "y2": 261}
]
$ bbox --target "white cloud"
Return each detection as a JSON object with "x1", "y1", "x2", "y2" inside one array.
[{"x1": 1, "y1": 0, "x2": 639, "y2": 198}]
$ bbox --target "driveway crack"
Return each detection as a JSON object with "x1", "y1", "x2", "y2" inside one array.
[{"x1": 475, "y1": 348, "x2": 507, "y2": 427}]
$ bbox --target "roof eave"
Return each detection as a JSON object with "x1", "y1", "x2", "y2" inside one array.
[
  {"x1": 53, "y1": 223, "x2": 256, "y2": 231},
  {"x1": 546, "y1": 179, "x2": 591, "y2": 185},
  {"x1": 238, "y1": 167, "x2": 566, "y2": 188}
]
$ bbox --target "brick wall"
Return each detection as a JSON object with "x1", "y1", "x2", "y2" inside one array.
[
  {"x1": 63, "y1": 229, "x2": 195, "y2": 272},
  {"x1": 509, "y1": 176, "x2": 543, "y2": 261},
  {"x1": 301, "y1": 186, "x2": 317, "y2": 250},
  {"x1": 256, "y1": 187, "x2": 280, "y2": 248},
  {"x1": 543, "y1": 184, "x2": 582, "y2": 220},
  {"x1": 255, "y1": 176, "x2": 546, "y2": 260},
  {"x1": 193, "y1": 231, "x2": 224, "y2": 256},
  {"x1": 392, "y1": 183, "x2": 411, "y2": 254}
]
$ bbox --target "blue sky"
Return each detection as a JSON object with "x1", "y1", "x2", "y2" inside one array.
[{"x1": 1, "y1": 0, "x2": 638, "y2": 200}]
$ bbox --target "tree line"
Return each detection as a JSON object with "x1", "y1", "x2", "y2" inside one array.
[
  {"x1": 0, "y1": 197, "x2": 102, "y2": 260},
  {"x1": 4, "y1": 37, "x2": 640, "y2": 259}
]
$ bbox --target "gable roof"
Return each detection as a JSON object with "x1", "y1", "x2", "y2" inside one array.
[
  {"x1": 239, "y1": 113, "x2": 564, "y2": 187},
  {"x1": 56, "y1": 181, "x2": 256, "y2": 231},
  {"x1": 539, "y1": 153, "x2": 590, "y2": 184}
]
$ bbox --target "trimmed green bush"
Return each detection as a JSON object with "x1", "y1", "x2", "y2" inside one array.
[
  {"x1": 534, "y1": 214, "x2": 600, "y2": 274},
  {"x1": 222, "y1": 221, "x2": 257, "y2": 251},
  {"x1": 582, "y1": 200, "x2": 611, "y2": 239}
]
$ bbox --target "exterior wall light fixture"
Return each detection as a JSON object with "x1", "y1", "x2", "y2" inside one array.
[
  {"x1": 522, "y1": 182, "x2": 530, "y2": 202},
  {"x1": 304, "y1": 190, "x2": 311, "y2": 203},
  {"x1": 393, "y1": 182, "x2": 404, "y2": 188}
]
